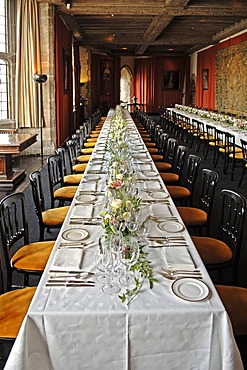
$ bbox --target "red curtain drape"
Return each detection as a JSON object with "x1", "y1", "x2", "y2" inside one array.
[
  {"x1": 196, "y1": 47, "x2": 216, "y2": 110},
  {"x1": 135, "y1": 57, "x2": 188, "y2": 113}
]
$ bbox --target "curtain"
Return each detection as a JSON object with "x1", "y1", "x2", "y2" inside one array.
[{"x1": 16, "y1": 0, "x2": 41, "y2": 128}]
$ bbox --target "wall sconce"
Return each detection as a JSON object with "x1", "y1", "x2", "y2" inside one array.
[{"x1": 66, "y1": 1, "x2": 71, "y2": 9}]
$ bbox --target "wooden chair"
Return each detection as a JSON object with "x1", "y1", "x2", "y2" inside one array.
[
  {"x1": 47, "y1": 155, "x2": 77, "y2": 207},
  {"x1": 215, "y1": 285, "x2": 247, "y2": 336},
  {"x1": 0, "y1": 192, "x2": 55, "y2": 290},
  {"x1": 55, "y1": 147, "x2": 83, "y2": 186},
  {"x1": 66, "y1": 139, "x2": 89, "y2": 172},
  {"x1": 150, "y1": 132, "x2": 168, "y2": 162},
  {"x1": 204, "y1": 124, "x2": 216, "y2": 160},
  {"x1": 192, "y1": 189, "x2": 247, "y2": 284},
  {"x1": 160, "y1": 144, "x2": 188, "y2": 185},
  {"x1": 0, "y1": 257, "x2": 36, "y2": 345},
  {"x1": 154, "y1": 137, "x2": 177, "y2": 173},
  {"x1": 167, "y1": 154, "x2": 201, "y2": 205},
  {"x1": 177, "y1": 168, "x2": 219, "y2": 235},
  {"x1": 238, "y1": 138, "x2": 247, "y2": 187},
  {"x1": 30, "y1": 171, "x2": 69, "y2": 241}
]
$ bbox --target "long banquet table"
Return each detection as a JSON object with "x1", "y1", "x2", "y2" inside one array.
[
  {"x1": 168, "y1": 107, "x2": 247, "y2": 146},
  {"x1": 4, "y1": 109, "x2": 243, "y2": 370}
]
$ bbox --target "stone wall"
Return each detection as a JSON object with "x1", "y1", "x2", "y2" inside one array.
[{"x1": 216, "y1": 40, "x2": 247, "y2": 116}]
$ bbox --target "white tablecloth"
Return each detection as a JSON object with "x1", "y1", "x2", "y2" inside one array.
[{"x1": 4, "y1": 109, "x2": 243, "y2": 370}]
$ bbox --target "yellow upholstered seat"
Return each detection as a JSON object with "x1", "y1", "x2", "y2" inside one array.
[
  {"x1": 84, "y1": 142, "x2": 96, "y2": 148},
  {"x1": 64, "y1": 173, "x2": 83, "y2": 186},
  {"x1": 12, "y1": 241, "x2": 55, "y2": 271},
  {"x1": 151, "y1": 154, "x2": 163, "y2": 161},
  {"x1": 191, "y1": 236, "x2": 232, "y2": 265},
  {"x1": 90, "y1": 133, "x2": 99, "y2": 138},
  {"x1": 53, "y1": 186, "x2": 77, "y2": 202},
  {"x1": 0, "y1": 287, "x2": 37, "y2": 339},
  {"x1": 87, "y1": 137, "x2": 98, "y2": 143},
  {"x1": 73, "y1": 163, "x2": 88, "y2": 173},
  {"x1": 77, "y1": 154, "x2": 91, "y2": 163},
  {"x1": 145, "y1": 142, "x2": 156, "y2": 147},
  {"x1": 215, "y1": 285, "x2": 247, "y2": 336},
  {"x1": 42, "y1": 206, "x2": 70, "y2": 226},
  {"x1": 81, "y1": 147, "x2": 94, "y2": 155}
]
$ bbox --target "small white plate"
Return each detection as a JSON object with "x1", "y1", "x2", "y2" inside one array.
[
  {"x1": 172, "y1": 278, "x2": 210, "y2": 302},
  {"x1": 62, "y1": 228, "x2": 89, "y2": 241},
  {"x1": 149, "y1": 191, "x2": 169, "y2": 200},
  {"x1": 141, "y1": 158, "x2": 152, "y2": 163},
  {"x1": 142, "y1": 171, "x2": 158, "y2": 177},
  {"x1": 75, "y1": 194, "x2": 96, "y2": 203},
  {"x1": 158, "y1": 221, "x2": 184, "y2": 233},
  {"x1": 84, "y1": 174, "x2": 101, "y2": 181}
]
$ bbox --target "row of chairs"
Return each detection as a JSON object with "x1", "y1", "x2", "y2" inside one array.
[
  {"x1": 0, "y1": 108, "x2": 106, "y2": 347},
  {"x1": 160, "y1": 109, "x2": 247, "y2": 186},
  {"x1": 135, "y1": 108, "x2": 247, "y2": 338}
]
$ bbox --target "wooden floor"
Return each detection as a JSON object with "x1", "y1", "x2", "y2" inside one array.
[{"x1": 0, "y1": 154, "x2": 47, "y2": 200}]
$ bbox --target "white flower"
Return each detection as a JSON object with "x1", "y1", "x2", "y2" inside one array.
[
  {"x1": 111, "y1": 198, "x2": 122, "y2": 209},
  {"x1": 123, "y1": 212, "x2": 131, "y2": 221},
  {"x1": 116, "y1": 173, "x2": 123, "y2": 181}
]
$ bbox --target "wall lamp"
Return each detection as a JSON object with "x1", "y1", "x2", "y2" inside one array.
[{"x1": 66, "y1": 1, "x2": 71, "y2": 9}]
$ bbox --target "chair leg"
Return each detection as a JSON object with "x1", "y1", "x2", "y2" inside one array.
[
  {"x1": 24, "y1": 274, "x2": 29, "y2": 287},
  {"x1": 238, "y1": 167, "x2": 245, "y2": 187}
]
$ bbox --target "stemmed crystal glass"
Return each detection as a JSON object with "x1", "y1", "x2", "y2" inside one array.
[
  {"x1": 95, "y1": 234, "x2": 110, "y2": 283},
  {"x1": 102, "y1": 232, "x2": 123, "y2": 295},
  {"x1": 119, "y1": 235, "x2": 140, "y2": 286}
]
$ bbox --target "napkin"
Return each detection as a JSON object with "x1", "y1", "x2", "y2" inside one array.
[
  {"x1": 140, "y1": 164, "x2": 153, "y2": 171},
  {"x1": 144, "y1": 181, "x2": 162, "y2": 191},
  {"x1": 71, "y1": 204, "x2": 93, "y2": 219},
  {"x1": 80, "y1": 182, "x2": 97, "y2": 192},
  {"x1": 164, "y1": 247, "x2": 195, "y2": 271},
  {"x1": 51, "y1": 249, "x2": 84, "y2": 271}
]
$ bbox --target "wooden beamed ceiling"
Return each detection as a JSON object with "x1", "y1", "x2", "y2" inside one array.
[{"x1": 39, "y1": 0, "x2": 247, "y2": 56}]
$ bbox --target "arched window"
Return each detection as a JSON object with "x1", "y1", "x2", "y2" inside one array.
[
  {"x1": 0, "y1": 59, "x2": 8, "y2": 119},
  {"x1": 120, "y1": 65, "x2": 133, "y2": 107}
]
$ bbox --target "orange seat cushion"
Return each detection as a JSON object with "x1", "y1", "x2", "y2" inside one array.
[
  {"x1": 177, "y1": 206, "x2": 207, "y2": 226},
  {"x1": 148, "y1": 148, "x2": 159, "y2": 154},
  {"x1": 145, "y1": 142, "x2": 156, "y2": 147},
  {"x1": 191, "y1": 236, "x2": 233, "y2": 265},
  {"x1": 84, "y1": 142, "x2": 96, "y2": 148},
  {"x1": 142, "y1": 137, "x2": 152, "y2": 141},
  {"x1": 77, "y1": 154, "x2": 91, "y2": 163},
  {"x1": 160, "y1": 172, "x2": 179, "y2": 184},
  {"x1": 87, "y1": 138, "x2": 98, "y2": 143},
  {"x1": 0, "y1": 287, "x2": 36, "y2": 338},
  {"x1": 81, "y1": 148, "x2": 94, "y2": 155},
  {"x1": 54, "y1": 186, "x2": 77, "y2": 200},
  {"x1": 90, "y1": 134, "x2": 99, "y2": 138},
  {"x1": 167, "y1": 185, "x2": 190, "y2": 200},
  {"x1": 151, "y1": 154, "x2": 163, "y2": 161},
  {"x1": 73, "y1": 163, "x2": 87, "y2": 172},
  {"x1": 42, "y1": 206, "x2": 69, "y2": 226},
  {"x1": 215, "y1": 285, "x2": 247, "y2": 336},
  {"x1": 64, "y1": 174, "x2": 82, "y2": 185},
  {"x1": 155, "y1": 162, "x2": 172, "y2": 171},
  {"x1": 12, "y1": 241, "x2": 55, "y2": 271}
]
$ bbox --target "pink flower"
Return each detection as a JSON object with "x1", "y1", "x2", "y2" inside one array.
[{"x1": 111, "y1": 179, "x2": 123, "y2": 189}]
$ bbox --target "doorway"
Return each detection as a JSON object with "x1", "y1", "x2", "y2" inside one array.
[{"x1": 120, "y1": 65, "x2": 133, "y2": 108}]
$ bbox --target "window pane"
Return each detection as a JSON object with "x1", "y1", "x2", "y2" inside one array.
[{"x1": 0, "y1": 59, "x2": 8, "y2": 119}]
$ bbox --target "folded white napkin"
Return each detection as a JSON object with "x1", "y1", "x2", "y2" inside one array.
[
  {"x1": 144, "y1": 181, "x2": 162, "y2": 191},
  {"x1": 88, "y1": 164, "x2": 102, "y2": 172},
  {"x1": 140, "y1": 164, "x2": 153, "y2": 171},
  {"x1": 80, "y1": 182, "x2": 97, "y2": 192},
  {"x1": 164, "y1": 247, "x2": 195, "y2": 271},
  {"x1": 51, "y1": 249, "x2": 84, "y2": 271},
  {"x1": 71, "y1": 204, "x2": 93, "y2": 219}
]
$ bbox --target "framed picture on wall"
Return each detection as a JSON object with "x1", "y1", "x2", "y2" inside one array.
[
  {"x1": 101, "y1": 60, "x2": 114, "y2": 95},
  {"x1": 202, "y1": 68, "x2": 208, "y2": 90},
  {"x1": 163, "y1": 70, "x2": 180, "y2": 90},
  {"x1": 63, "y1": 49, "x2": 69, "y2": 94}
]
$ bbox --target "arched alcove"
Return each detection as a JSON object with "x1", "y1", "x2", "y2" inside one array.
[{"x1": 120, "y1": 65, "x2": 133, "y2": 107}]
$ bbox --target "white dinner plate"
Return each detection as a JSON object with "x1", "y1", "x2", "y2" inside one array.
[
  {"x1": 75, "y1": 194, "x2": 96, "y2": 203},
  {"x1": 158, "y1": 221, "x2": 184, "y2": 233},
  {"x1": 141, "y1": 158, "x2": 152, "y2": 163},
  {"x1": 172, "y1": 278, "x2": 210, "y2": 302},
  {"x1": 62, "y1": 228, "x2": 89, "y2": 241},
  {"x1": 142, "y1": 171, "x2": 158, "y2": 177},
  {"x1": 84, "y1": 174, "x2": 101, "y2": 181},
  {"x1": 149, "y1": 191, "x2": 169, "y2": 200}
]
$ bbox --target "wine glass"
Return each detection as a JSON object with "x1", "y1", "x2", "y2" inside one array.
[
  {"x1": 119, "y1": 235, "x2": 140, "y2": 286},
  {"x1": 95, "y1": 234, "x2": 110, "y2": 283},
  {"x1": 126, "y1": 212, "x2": 139, "y2": 235},
  {"x1": 102, "y1": 232, "x2": 123, "y2": 295}
]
